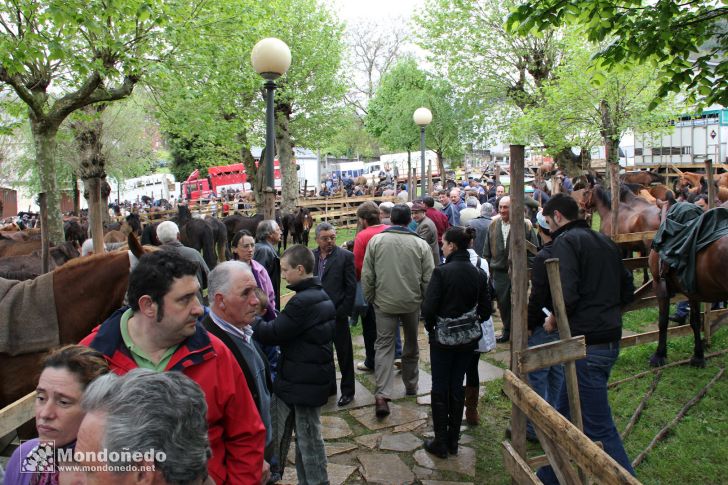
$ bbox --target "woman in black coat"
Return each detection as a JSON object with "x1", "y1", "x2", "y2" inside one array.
[{"x1": 421, "y1": 226, "x2": 491, "y2": 458}]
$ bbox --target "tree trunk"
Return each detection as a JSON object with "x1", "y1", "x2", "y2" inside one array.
[
  {"x1": 600, "y1": 99, "x2": 620, "y2": 237},
  {"x1": 436, "y1": 150, "x2": 446, "y2": 183},
  {"x1": 101, "y1": 177, "x2": 111, "y2": 224},
  {"x1": 30, "y1": 121, "x2": 65, "y2": 244},
  {"x1": 83, "y1": 177, "x2": 105, "y2": 254},
  {"x1": 72, "y1": 174, "x2": 81, "y2": 215},
  {"x1": 239, "y1": 131, "x2": 264, "y2": 214},
  {"x1": 73, "y1": 104, "x2": 107, "y2": 253},
  {"x1": 275, "y1": 107, "x2": 297, "y2": 215}
]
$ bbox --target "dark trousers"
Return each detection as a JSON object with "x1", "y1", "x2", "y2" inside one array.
[
  {"x1": 334, "y1": 316, "x2": 355, "y2": 396},
  {"x1": 493, "y1": 270, "x2": 512, "y2": 335},
  {"x1": 430, "y1": 346, "x2": 473, "y2": 399},
  {"x1": 465, "y1": 352, "x2": 480, "y2": 387},
  {"x1": 362, "y1": 303, "x2": 377, "y2": 369}
]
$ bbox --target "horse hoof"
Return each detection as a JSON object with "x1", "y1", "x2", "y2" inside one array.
[
  {"x1": 690, "y1": 357, "x2": 706, "y2": 368},
  {"x1": 649, "y1": 355, "x2": 666, "y2": 368}
]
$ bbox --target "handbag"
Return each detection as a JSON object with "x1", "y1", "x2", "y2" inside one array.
[
  {"x1": 476, "y1": 316, "x2": 496, "y2": 353},
  {"x1": 434, "y1": 305, "x2": 483, "y2": 347}
]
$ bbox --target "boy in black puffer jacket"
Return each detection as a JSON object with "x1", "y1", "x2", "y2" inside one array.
[{"x1": 253, "y1": 244, "x2": 335, "y2": 485}]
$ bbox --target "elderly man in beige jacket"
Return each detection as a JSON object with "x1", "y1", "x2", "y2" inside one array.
[{"x1": 362, "y1": 204, "x2": 435, "y2": 417}]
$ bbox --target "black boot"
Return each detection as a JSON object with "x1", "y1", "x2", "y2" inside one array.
[
  {"x1": 424, "y1": 393, "x2": 449, "y2": 459},
  {"x1": 447, "y1": 392, "x2": 465, "y2": 455}
]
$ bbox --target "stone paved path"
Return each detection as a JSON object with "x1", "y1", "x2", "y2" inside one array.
[{"x1": 278, "y1": 323, "x2": 507, "y2": 484}]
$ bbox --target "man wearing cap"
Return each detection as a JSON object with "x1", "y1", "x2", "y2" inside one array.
[{"x1": 412, "y1": 201, "x2": 440, "y2": 268}]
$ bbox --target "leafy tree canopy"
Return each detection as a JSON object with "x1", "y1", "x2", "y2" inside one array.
[{"x1": 507, "y1": 0, "x2": 728, "y2": 109}]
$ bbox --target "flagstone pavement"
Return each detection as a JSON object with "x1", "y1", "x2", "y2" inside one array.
[{"x1": 277, "y1": 322, "x2": 506, "y2": 485}]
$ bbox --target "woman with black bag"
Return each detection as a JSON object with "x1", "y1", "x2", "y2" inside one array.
[{"x1": 422, "y1": 226, "x2": 492, "y2": 458}]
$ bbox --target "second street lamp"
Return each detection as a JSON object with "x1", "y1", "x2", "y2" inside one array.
[
  {"x1": 413, "y1": 107, "x2": 432, "y2": 197},
  {"x1": 251, "y1": 37, "x2": 292, "y2": 220}
]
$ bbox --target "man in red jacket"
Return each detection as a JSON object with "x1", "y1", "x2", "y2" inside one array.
[
  {"x1": 423, "y1": 195, "x2": 449, "y2": 250},
  {"x1": 353, "y1": 201, "x2": 389, "y2": 372},
  {"x1": 80, "y1": 251, "x2": 266, "y2": 485}
]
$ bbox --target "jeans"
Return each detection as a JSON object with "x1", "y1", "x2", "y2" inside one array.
[
  {"x1": 537, "y1": 344, "x2": 635, "y2": 484},
  {"x1": 526, "y1": 327, "x2": 564, "y2": 438},
  {"x1": 674, "y1": 300, "x2": 690, "y2": 318},
  {"x1": 430, "y1": 346, "x2": 473, "y2": 398},
  {"x1": 373, "y1": 307, "x2": 419, "y2": 398},
  {"x1": 271, "y1": 395, "x2": 328, "y2": 485}
]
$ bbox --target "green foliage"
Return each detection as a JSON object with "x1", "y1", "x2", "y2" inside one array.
[
  {"x1": 152, "y1": 0, "x2": 346, "y2": 179},
  {"x1": 322, "y1": 108, "x2": 380, "y2": 158},
  {"x1": 416, "y1": 0, "x2": 565, "y2": 146},
  {"x1": 366, "y1": 58, "x2": 466, "y2": 163},
  {"x1": 507, "y1": 0, "x2": 728, "y2": 109},
  {"x1": 512, "y1": 37, "x2": 679, "y2": 157}
]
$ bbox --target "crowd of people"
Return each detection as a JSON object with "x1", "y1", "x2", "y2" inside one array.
[{"x1": 1, "y1": 164, "x2": 653, "y2": 485}]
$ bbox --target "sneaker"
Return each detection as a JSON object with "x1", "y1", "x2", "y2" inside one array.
[{"x1": 357, "y1": 361, "x2": 374, "y2": 372}]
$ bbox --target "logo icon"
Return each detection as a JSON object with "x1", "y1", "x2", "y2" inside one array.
[{"x1": 20, "y1": 441, "x2": 56, "y2": 473}]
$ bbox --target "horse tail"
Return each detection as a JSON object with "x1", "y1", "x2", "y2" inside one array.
[{"x1": 201, "y1": 227, "x2": 217, "y2": 269}]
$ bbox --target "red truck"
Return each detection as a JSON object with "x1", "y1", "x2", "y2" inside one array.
[{"x1": 181, "y1": 161, "x2": 283, "y2": 201}]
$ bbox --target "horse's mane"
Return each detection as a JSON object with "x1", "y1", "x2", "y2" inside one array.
[
  {"x1": 594, "y1": 185, "x2": 611, "y2": 207},
  {"x1": 647, "y1": 171, "x2": 665, "y2": 184},
  {"x1": 621, "y1": 183, "x2": 641, "y2": 200},
  {"x1": 56, "y1": 249, "x2": 129, "y2": 272}
]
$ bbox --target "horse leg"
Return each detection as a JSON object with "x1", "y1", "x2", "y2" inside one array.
[
  {"x1": 689, "y1": 298, "x2": 706, "y2": 368},
  {"x1": 650, "y1": 278, "x2": 670, "y2": 367}
]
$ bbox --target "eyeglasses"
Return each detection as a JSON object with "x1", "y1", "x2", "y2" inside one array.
[{"x1": 238, "y1": 243, "x2": 255, "y2": 249}]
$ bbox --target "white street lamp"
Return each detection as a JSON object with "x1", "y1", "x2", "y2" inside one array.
[
  {"x1": 251, "y1": 38, "x2": 291, "y2": 220},
  {"x1": 413, "y1": 107, "x2": 433, "y2": 197}
]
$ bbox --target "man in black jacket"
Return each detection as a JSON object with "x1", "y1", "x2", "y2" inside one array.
[
  {"x1": 253, "y1": 245, "x2": 335, "y2": 485},
  {"x1": 313, "y1": 222, "x2": 357, "y2": 406},
  {"x1": 523, "y1": 211, "x2": 563, "y2": 442},
  {"x1": 537, "y1": 194, "x2": 636, "y2": 484}
]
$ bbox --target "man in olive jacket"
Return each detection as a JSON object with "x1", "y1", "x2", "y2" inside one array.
[
  {"x1": 362, "y1": 204, "x2": 435, "y2": 417},
  {"x1": 483, "y1": 196, "x2": 538, "y2": 343}
]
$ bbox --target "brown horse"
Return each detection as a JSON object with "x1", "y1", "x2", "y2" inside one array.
[
  {"x1": 620, "y1": 170, "x2": 664, "y2": 186},
  {"x1": 676, "y1": 170, "x2": 728, "y2": 191},
  {"x1": 0, "y1": 234, "x2": 147, "y2": 410},
  {"x1": 648, "y1": 201, "x2": 728, "y2": 367}
]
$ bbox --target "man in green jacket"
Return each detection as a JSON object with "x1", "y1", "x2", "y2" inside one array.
[
  {"x1": 483, "y1": 196, "x2": 538, "y2": 343},
  {"x1": 362, "y1": 204, "x2": 435, "y2": 417}
]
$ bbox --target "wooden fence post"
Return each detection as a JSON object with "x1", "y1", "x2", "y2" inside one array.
[
  {"x1": 509, "y1": 144, "x2": 529, "y2": 467},
  {"x1": 545, "y1": 259, "x2": 584, "y2": 432}
]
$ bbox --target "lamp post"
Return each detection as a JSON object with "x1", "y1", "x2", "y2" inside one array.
[
  {"x1": 413, "y1": 107, "x2": 432, "y2": 197},
  {"x1": 251, "y1": 37, "x2": 292, "y2": 220}
]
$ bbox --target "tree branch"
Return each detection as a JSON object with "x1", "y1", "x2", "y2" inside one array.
[{"x1": 0, "y1": 63, "x2": 44, "y2": 116}]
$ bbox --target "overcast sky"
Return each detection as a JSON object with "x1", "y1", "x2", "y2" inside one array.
[{"x1": 329, "y1": 0, "x2": 426, "y2": 25}]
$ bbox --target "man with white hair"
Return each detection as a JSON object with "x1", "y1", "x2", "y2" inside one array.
[
  {"x1": 71, "y1": 369, "x2": 211, "y2": 484},
  {"x1": 458, "y1": 196, "x2": 480, "y2": 226},
  {"x1": 468, "y1": 202, "x2": 495, "y2": 257},
  {"x1": 203, "y1": 261, "x2": 274, "y2": 483},
  {"x1": 156, "y1": 220, "x2": 209, "y2": 294}
]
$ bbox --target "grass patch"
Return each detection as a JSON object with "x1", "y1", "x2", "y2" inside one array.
[{"x1": 478, "y1": 327, "x2": 728, "y2": 484}]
